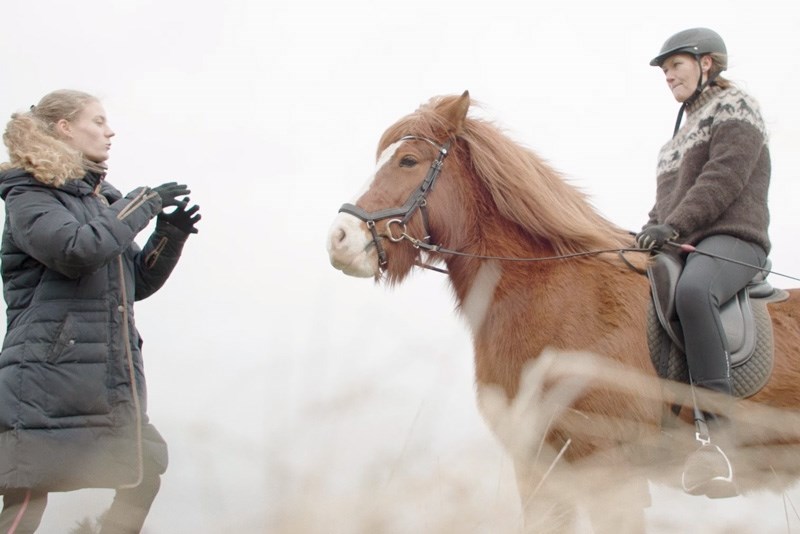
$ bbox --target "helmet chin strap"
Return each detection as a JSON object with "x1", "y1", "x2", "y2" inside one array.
[{"x1": 672, "y1": 56, "x2": 719, "y2": 137}]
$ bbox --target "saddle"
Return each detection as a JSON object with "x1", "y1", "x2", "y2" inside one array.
[{"x1": 646, "y1": 250, "x2": 789, "y2": 398}]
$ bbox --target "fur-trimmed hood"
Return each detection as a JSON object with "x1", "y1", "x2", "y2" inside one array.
[
  {"x1": 0, "y1": 168, "x2": 35, "y2": 200},
  {"x1": 0, "y1": 167, "x2": 110, "y2": 201}
]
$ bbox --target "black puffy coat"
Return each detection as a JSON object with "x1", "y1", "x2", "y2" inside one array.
[{"x1": 0, "y1": 168, "x2": 188, "y2": 491}]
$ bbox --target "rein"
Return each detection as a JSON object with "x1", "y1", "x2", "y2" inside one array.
[
  {"x1": 393, "y1": 229, "x2": 800, "y2": 282},
  {"x1": 390, "y1": 223, "x2": 644, "y2": 271}
]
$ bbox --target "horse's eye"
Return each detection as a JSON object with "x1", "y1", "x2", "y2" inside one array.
[{"x1": 399, "y1": 156, "x2": 417, "y2": 168}]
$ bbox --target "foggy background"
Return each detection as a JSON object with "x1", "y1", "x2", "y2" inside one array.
[{"x1": 2, "y1": 0, "x2": 799, "y2": 531}]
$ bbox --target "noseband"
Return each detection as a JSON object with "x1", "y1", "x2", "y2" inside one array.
[{"x1": 338, "y1": 135, "x2": 451, "y2": 269}]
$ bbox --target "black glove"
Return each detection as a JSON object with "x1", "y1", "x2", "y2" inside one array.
[
  {"x1": 152, "y1": 182, "x2": 190, "y2": 210},
  {"x1": 158, "y1": 201, "x2": 201, "y2": 234},
  {"x1": 635, "y1": 224, "x2": 678, "y2": 250}
]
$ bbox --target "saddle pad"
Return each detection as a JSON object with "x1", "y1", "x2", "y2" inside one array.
[{"x1": 646, "y1": 298, "x2": 774, "y2": 398}]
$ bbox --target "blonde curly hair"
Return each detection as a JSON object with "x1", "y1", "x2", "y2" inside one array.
[{"x1": 0, "y1": 89, "x2": 104, "y2": 186}]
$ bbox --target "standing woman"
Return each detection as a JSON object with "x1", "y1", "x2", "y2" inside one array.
[
  {"x1": 636, "y1": 28, "x2": 770, "y2": 498},
  {"x1": 0, "y1": 89, "x2": 200, "y2": 532}
]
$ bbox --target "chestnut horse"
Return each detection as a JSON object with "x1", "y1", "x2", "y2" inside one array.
[{"x1": 326, "y1": 92, "x2": 800, "y2": 533}]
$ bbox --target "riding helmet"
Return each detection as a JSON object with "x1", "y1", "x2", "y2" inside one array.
[{"x1": 649, "y1": 27, "x2": 727, "y2": 67}]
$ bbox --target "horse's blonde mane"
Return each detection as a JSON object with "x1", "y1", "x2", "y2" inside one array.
[{"x1": 380, "y1": 96, "x2": 632, "y2": 255}]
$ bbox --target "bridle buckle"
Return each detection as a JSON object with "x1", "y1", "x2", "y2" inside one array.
[{"x1": 385, "y1": 219, "x2": 407, "y2": 242}]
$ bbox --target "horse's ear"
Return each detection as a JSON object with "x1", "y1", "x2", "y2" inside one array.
[{"x1": 437, "y1": 90, "x2": 470, "y2": 136}]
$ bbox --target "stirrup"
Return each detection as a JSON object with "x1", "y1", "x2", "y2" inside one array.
[{"x1": 681, "y1": 443, "x2": 738, "y2": 499}]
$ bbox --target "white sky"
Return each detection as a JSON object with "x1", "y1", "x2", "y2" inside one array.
[{"x1": 2, "y1": 1, "x2": 799, "y2": 531}]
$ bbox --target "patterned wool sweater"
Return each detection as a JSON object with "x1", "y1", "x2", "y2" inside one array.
[{"x1": 646, "y1": 85, "x2": 771, "y2": 253}]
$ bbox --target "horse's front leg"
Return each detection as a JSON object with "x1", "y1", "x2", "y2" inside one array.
[
  {"x1": 583, "y1": 470, "x2": 651, "y2": 534},
  {"x1": 515, "y1": 453, "x2": 652, "y2": 534},
  {"x1": 513, "y1": 457, "x2": 579, "y2": 534}
]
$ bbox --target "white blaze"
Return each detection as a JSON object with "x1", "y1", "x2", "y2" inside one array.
[
  {"x1": 327, "y1": 140, "x2": 406, "y2": 277},
  {"x1": 348, "y1": 140, "x2": 405, "y2": 202}
]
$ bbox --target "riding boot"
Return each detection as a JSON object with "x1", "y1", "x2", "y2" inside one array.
[{"x1": 681, "y1": 377, "x2": 739, "y2": 498}]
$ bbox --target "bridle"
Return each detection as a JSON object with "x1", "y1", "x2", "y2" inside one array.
[{"x1": 338, "y1": 135, "x2": 451, "y2": 270}]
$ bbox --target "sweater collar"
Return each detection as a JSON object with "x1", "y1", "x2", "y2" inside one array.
[{"x1": 686, "y1": 85, "x2": 724, "y2": 115}]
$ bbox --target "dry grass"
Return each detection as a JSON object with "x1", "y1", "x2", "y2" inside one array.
[{"x1": 264, "y1": 349, "x2": 800, "y2": 533}]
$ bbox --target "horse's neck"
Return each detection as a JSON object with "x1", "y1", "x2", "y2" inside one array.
[
  {"x1": 443, "y1": 218, "x2": 562, "y2": 306},
  {"x1": 452, "y1": 255, "x2": 652, "y2": 400},
  {"x1": 448, "y1": 251, "x2": 650, "y2": 342},
  {"x1": 435, "y1": 187, "x2": 648, "y2": 332}
]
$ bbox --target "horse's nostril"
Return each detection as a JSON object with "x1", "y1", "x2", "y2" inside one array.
[{"x1": 336, "y1": 227, "x2": 346, "y2": 244}]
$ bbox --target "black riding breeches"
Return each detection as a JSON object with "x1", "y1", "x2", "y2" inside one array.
[{"x1": 674, "y1": 235, "x2": 767, "y2": 388}]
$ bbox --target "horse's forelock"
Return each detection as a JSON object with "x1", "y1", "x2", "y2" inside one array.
[{"x1": 377, "y1": 95, "x2": 470, "y2": 156}]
